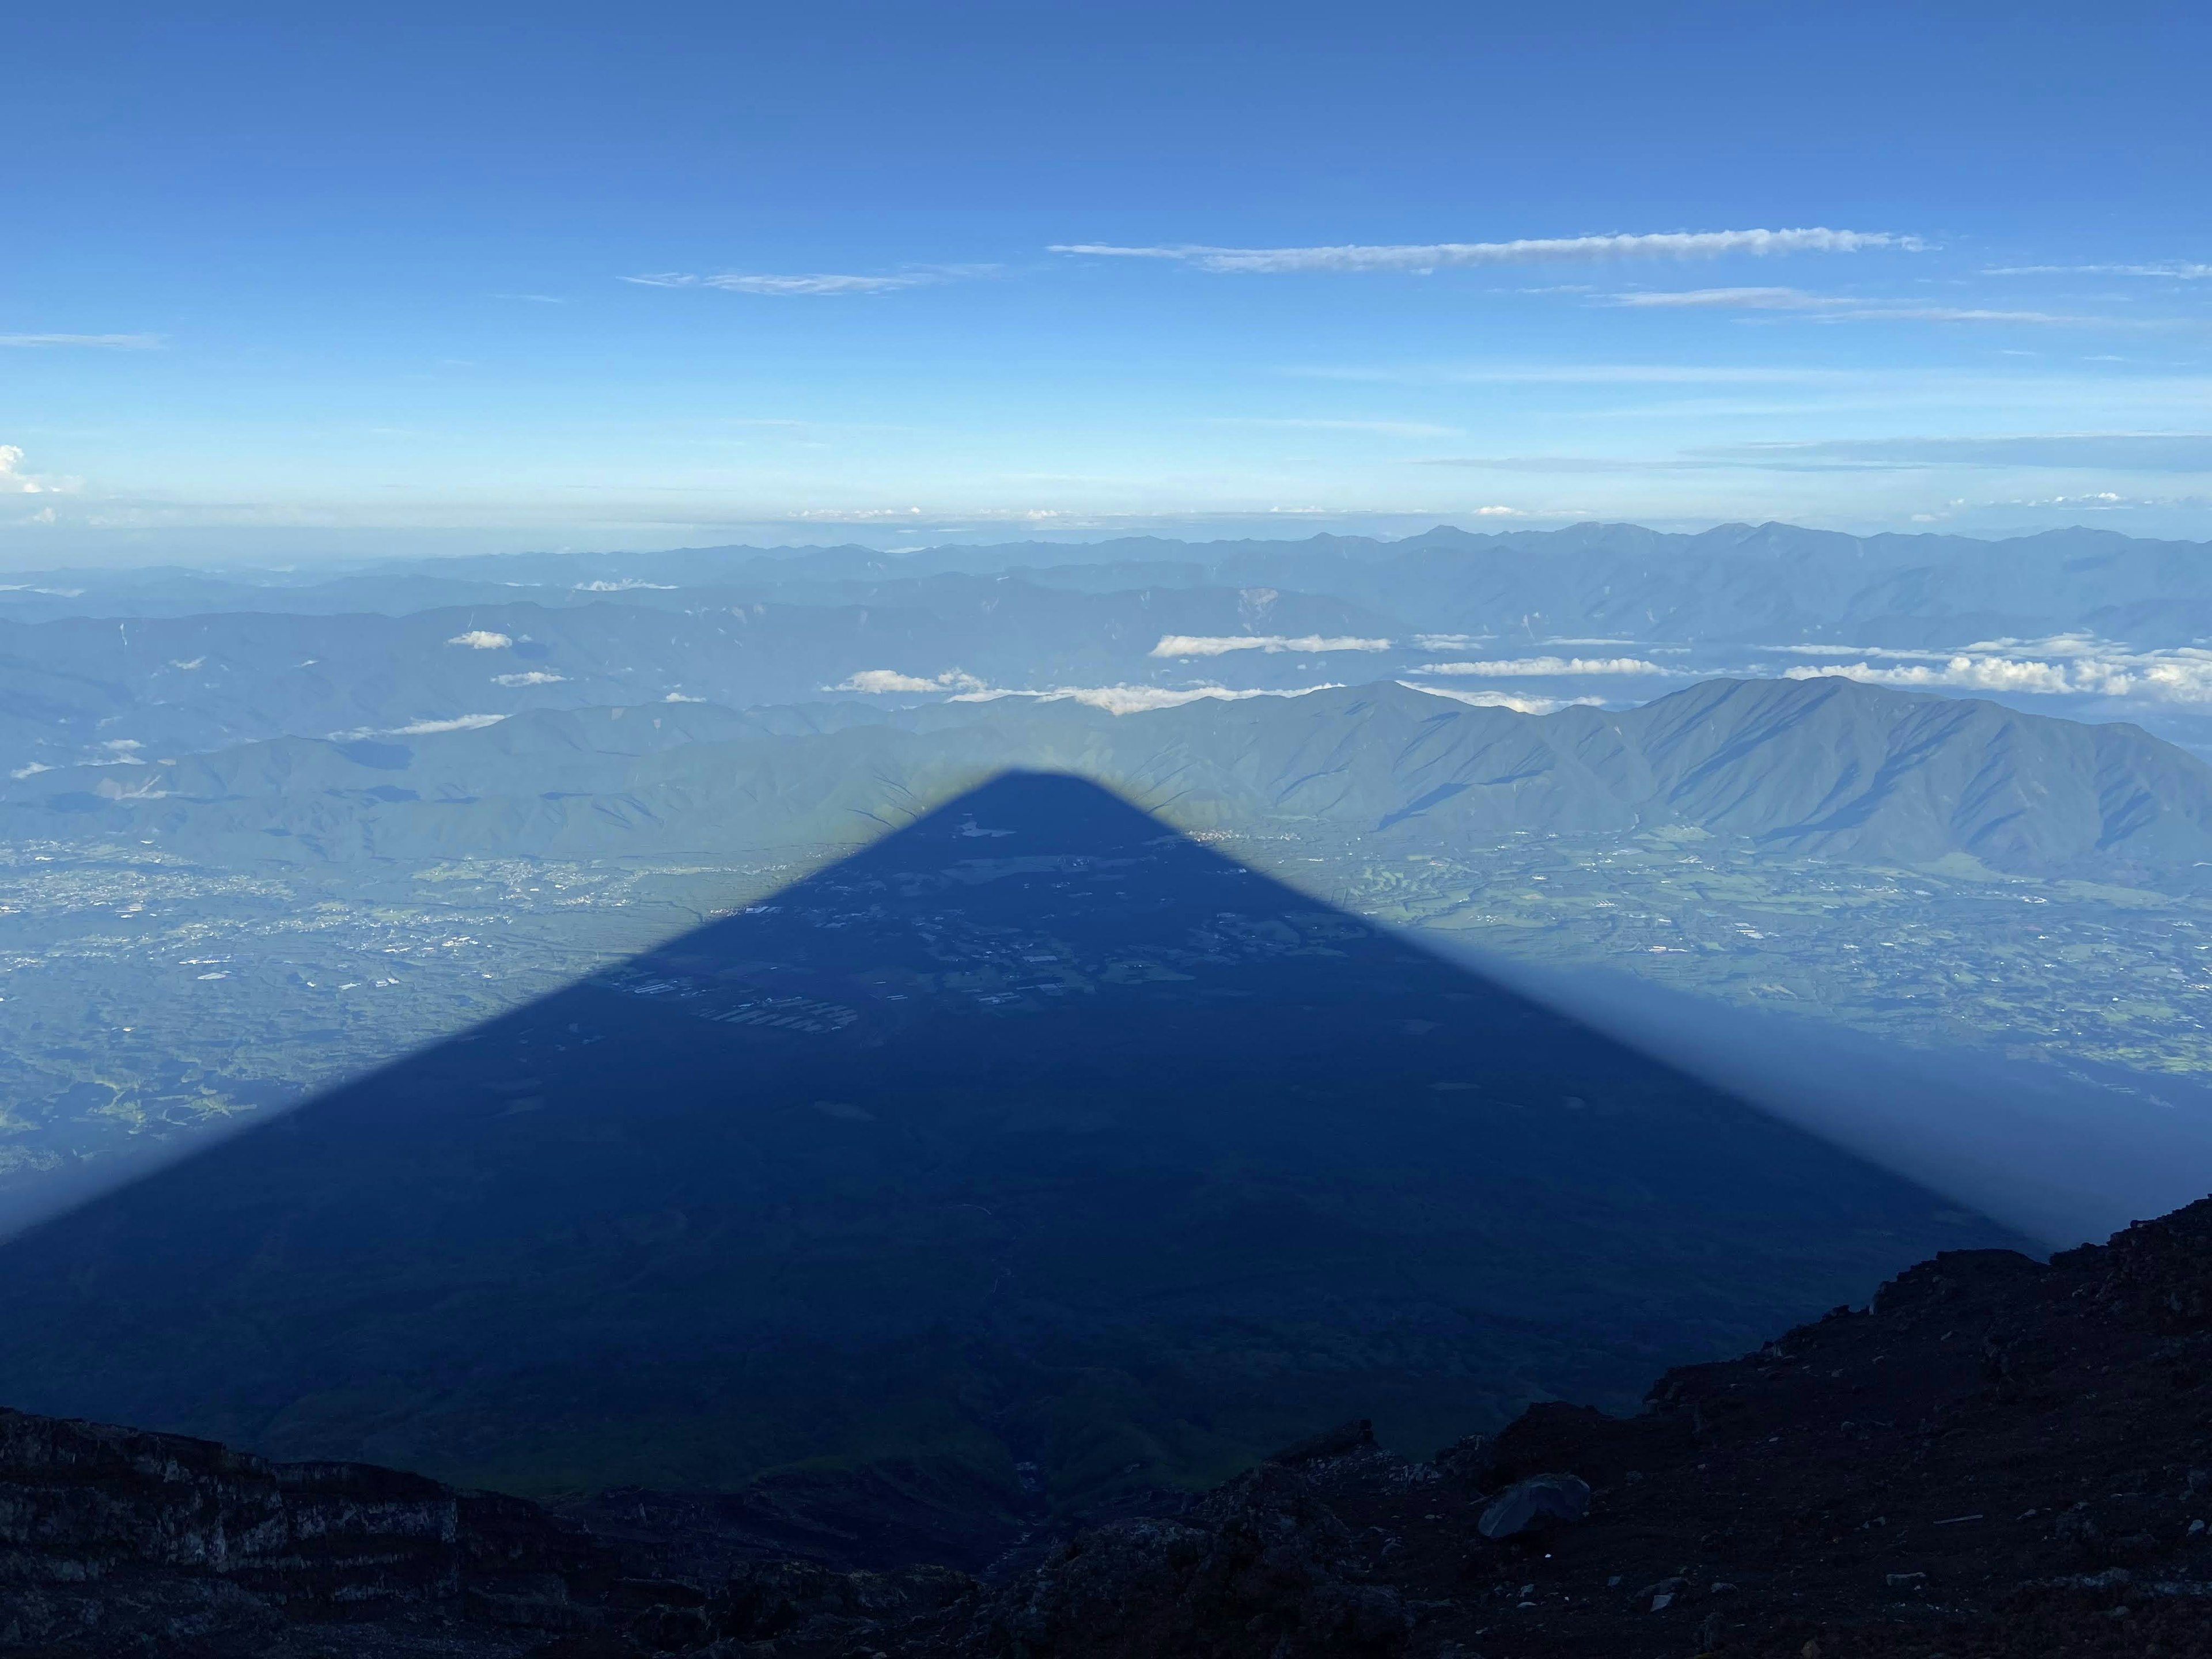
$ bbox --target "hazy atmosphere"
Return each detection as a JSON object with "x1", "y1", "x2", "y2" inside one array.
[
  {"x1": 7, "y1": 7, "x2": 2212, "y2": 1658},
  {"x1": 5, "y1": 2, "x2": 2210, "y2": 559}
]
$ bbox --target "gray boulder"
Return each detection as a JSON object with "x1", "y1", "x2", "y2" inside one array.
[{"x1": 1477, "y1": 1473, "x2": 1593, "y2": 1540}]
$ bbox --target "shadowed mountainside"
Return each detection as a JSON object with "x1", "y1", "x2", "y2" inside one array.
[
  {"x1": 6, "y1": 1194, "x2": 2210, "y2": 1657},
  {"x1": 0, "y1": 772, "x2": 2019, "y2": 1522}
]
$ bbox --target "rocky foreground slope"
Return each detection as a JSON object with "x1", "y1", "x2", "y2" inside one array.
[{"x1": 9, "y1": 1196, "x2": 2212, "y2": 1658}]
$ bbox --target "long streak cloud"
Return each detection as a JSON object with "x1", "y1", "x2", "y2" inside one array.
[{"x1": 1049, "y1": 228, "x2": 1920, "y2": 275}]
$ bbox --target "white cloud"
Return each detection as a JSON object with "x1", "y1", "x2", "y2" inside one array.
[
  {"x1": 830, "y1": 668, "x2": 989, "y2": 694},
  {"x1": 1784, "y1": 643, "x2": 2212, "y2": 704},
  {"x1": 831, "y1": 666, "x2": 1341, "y2": 713},
  {"x1": 1151, "y1": 634, "x2": 1392, "y2": 657},
  {"x1": 574, "y1": 579, "x2": 675, "y2": 592},
  {"x1": 1400, "y1": 683, "x2": 1604, "y2": 715},
  {"x1": 446, "y1": 630, "x2": 512, "y2": 649},
  {"x1": 493, "y1": 671, "x2": 567, "y2": 686},
  {"x1": 952, "y1": 683, "x2": 1344, "y2": 715},
  {"x1": 0, "y1": 445, "x2": 78, "y2": 494},
  {"x1": 1789, "y1": 657, "x2": 2077, "y2": 695},
  {"x1": 0, "y1": 332, "x2": 162, "y2": 349},
  {"x1": 1415, "y1": 634, "x2": 1491, "y2": 650},
  {"x1": 1418, "y1": 656, "x2": 1666, "y2": 677},
  {"x1": 625, "y1": 271, "x2": 925, "y2": 296},
  {"x1": 662, "y1": 691, "x2": 706, "y2": 703},
  {"x1": 329, "y1": 714, "x2": 508, "y2": 740},
  {"x1": 1050, "y1": 228, "x2": 1919, "y2": 275}
]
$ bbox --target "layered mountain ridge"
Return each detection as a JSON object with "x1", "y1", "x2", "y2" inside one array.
[
  {"x1": 7, "y1": 521, "x2": 2212, "y2": 646},
  {"x1": 12, "y1": 676, "x2": 2210, "y2": 888}
]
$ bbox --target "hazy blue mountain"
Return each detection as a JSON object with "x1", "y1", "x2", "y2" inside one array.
[
  {"x1": 10, "y1": 522, "x2": 2211, "y2": 647},
  {"x1": 1183, "y1": 522, "x2": 2212, "y2": 648},
  {"x1": 0, "y1": 774, "x2": 2016, "y2": 1510},
  {"x1": 0, "y1": 581, "x2": 1402, "y2": 777},
  {"x1": 13, "y1": 677, "x2": 2210, "y2": 888}
]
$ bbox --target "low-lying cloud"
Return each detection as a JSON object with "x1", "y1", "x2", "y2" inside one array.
[
  {"x1": 824, "y1": 667, "x2": 1345, "y2": 715},
  {"x1": 446, "y1": 630, "x2": 512, "y2": 649},
  {"x1": 1400, "y1": 683, "x2": 1605, "y2": 715},
  {"x1": 1787, "y1": 640, "x2": 2212, "y2": 704},
  {"x1": 1051, "y1": 228, "x2": 1918, "y2": 275},
  {"x1": 330, "y1": 714, "x2": 509, "y2": 741},
  {"x1": 1152, "y1": 634, "x2": 1392, "y2": 657},
  {"x1": 953, "y1": 683, "x2": 1344, "y2": 715},
  {"x1": 830, "y1": 668, "x2": 989, "y2": 694},
  {"x1": 1418, "y1": 655, "x2": 1666, "y2": 677}
]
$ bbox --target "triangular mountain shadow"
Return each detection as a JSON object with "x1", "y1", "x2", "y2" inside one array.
[{"x1": 0, "y1": 772, "x2": 2021, "y2": 1566}]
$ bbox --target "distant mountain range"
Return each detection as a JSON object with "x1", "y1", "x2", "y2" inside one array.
[
  {"x1": 12, "y1": 676, "x2": 2211, "y2": 888},
  {"x1": 7, "y1": 520, "x2": 2212, "y2": 646},
  {"x1": 10, "y1": 519, "x2": 2212, "y2": 779}
]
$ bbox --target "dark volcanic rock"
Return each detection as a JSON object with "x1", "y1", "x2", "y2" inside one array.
[
  {"x1": 11, "y1": 1196, "x2": 2212, "y2": 1657},
  {"x1": 912, "y1": 1198, "x2": 2212, "y2": 1658},
  {"x1": 0, "y1": 1405, "x2": 615, "y2": 1653}
]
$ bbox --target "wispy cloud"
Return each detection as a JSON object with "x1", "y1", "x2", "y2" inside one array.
[
  {"x1": 0, "y1": 332, "x2": 162, "y2": 349},
  {"x1": 446, "y1": 630, "x2": 512, "y2": 649},
  {"x1": 1050, "y1": 228, "x2": 1919, "y2": 274},
  {"x1": 1707, "y1": 433, "x2": 2212, "y2": 472},
  {"x1": 1603, "y1": 287, "x2": 2182, "y2": 327},
  {"x1": 1152, "y1": 634, "x2": 1392, "y2": 657},
  {"x1": 624, "y1": 265, "x2": 991, "y2": 296},
  {"x1": 1428, "y1": 433, "x2": 2212, "y2": 475},
  {"x1": 1985, "y1": 263, "x2": 2212, "y2": 279},
  {"x1": 1210, "y1": 416, "x2": 1464, "y2": 438},
  {"x1": 1605, "y1": 286, "x2": 1839, "y2": 310},
  {"x1": 1416, "y1": 454, "x2": 1658, "y2": 474},
  {"x1": 330, "y1": 714, "x2": 508, "y2": 741},
  {"x1": 1293, "y1": 362, "x2": 1884, "y2": 387}
]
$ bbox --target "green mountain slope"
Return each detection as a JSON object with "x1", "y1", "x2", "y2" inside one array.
[{"x1": 11, "y1": 677, "x2": 2210, "y2": 885}]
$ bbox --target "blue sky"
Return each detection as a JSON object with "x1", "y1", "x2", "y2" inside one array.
[{"x1": 5, "y1": 0, "x2": 2210, "y2": 563}]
